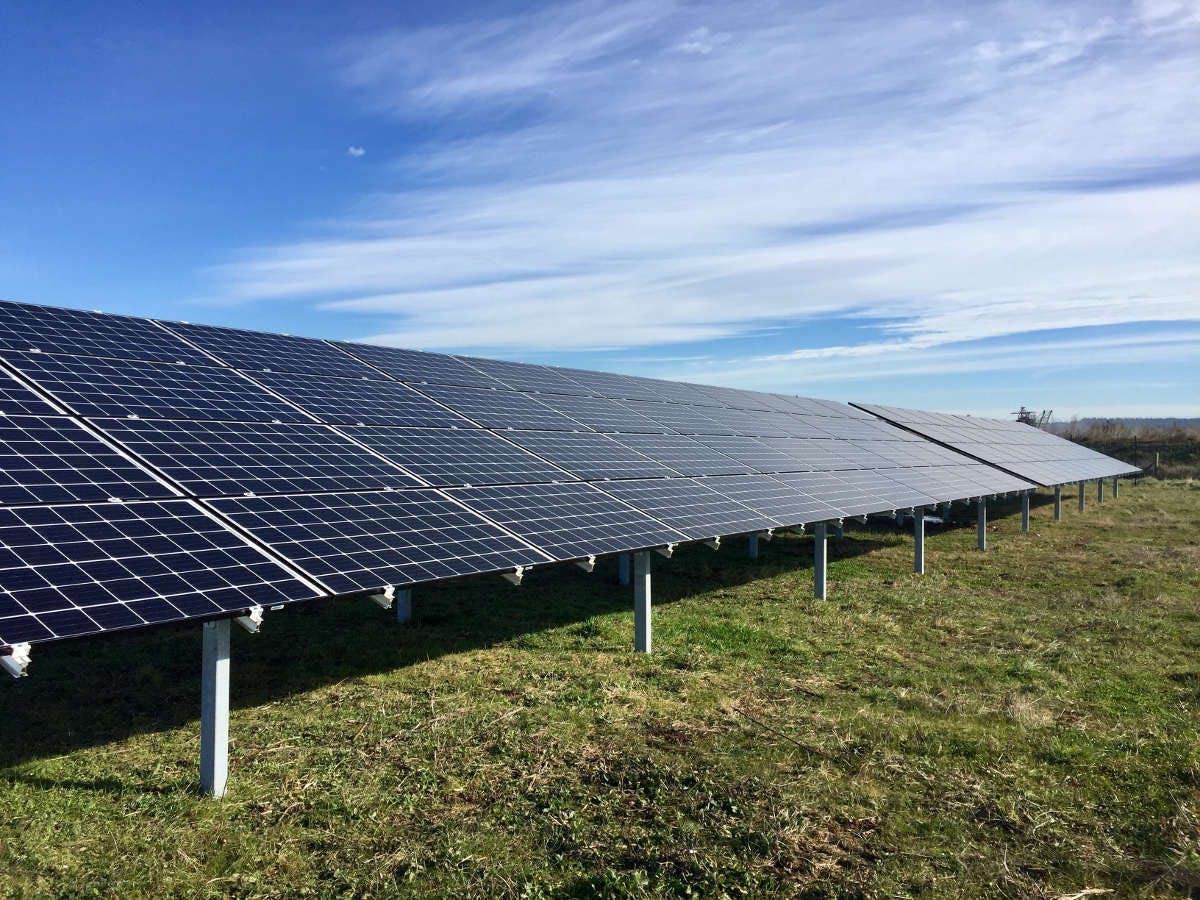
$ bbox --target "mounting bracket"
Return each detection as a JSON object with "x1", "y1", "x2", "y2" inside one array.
[
  {"x1": 236, "y1": 605, "x2": 264, "y2": 634},
  {"x1": 1, "y1": 643, "x2": 31, "y2": 678},
  {"x1": 575, "y1": 556, "x2": 597, "y2": 573},
  {"x1": 653, "y1": 544, "x2": 676, "y2": 559},
  {"x1": 371, "y1": 586, "x2": 396, "y2": 610},
  {"x1": 502, "y1": 566, "x2": 526, "y2": 586}
]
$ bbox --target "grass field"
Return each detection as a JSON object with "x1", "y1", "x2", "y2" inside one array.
[{"x1": 1, "y1": 479, "x2": 1197, "y2": 898}]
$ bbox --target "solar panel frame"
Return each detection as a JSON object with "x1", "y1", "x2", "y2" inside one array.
[
  {"x1": 344, "y1": 426, "x2": 574, "y2": 487},
  {"x1": 528, "y1": 393, "x2": 671, "y2": 434},
  {"x1": 95, "y1": 418, "x2": 426, "y2": 497},
  {"x1": 412, "y1": 383, "x2": 588, "y2": 431},
  {"x1": 503, "y1": 430, "x2": 679, "y2": 481},
  {"x1": 245, "y1": 370, "x2": 474, "y2": 428},
  {"x1": 447, "y1": 481, "x2": 688, "y2": 561},
  {"x1": 335, "y1": 342, "x2": 505, "y2": 389},
  {"x1": 599, "y1": 477, "x2": 775, "y2": 540},
  {"x1": 0, "y1": 415, "x2": 178, "y2": 505},
  {"x1": 210, "y1": 489, "x2": 551, "y2": 595},
  {"x1": 603, "y1": 432, "x2": 751, "y2": 476},
  {"x1": 0, "y1": 499, "x2": 320, "y2": 648},
  {"x1": 699, "y1": 474, "x2": 840, "y2": 524},
  {"x1": 0, "y1": 301, "x2": 213, "y2": 365},
  {"x1": 161, "y1": 321, "x2": 383, "y2": 379},
  {"x1": 453, "y1": 355, "x2": 594, "y2": 395},
  {"x1": 0, "y1": 368, "x2": 64, "y2": 416},
  {"x1": 2, "y1": 352, "x2": 312, "y2": 423}
]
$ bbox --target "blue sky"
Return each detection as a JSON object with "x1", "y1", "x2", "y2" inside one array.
[{"x1": 1, "y1": 0, "x2": 1197, "y2": 419}]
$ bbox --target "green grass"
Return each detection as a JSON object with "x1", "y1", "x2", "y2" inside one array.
[{"x1": 1, "y1": 479, "x2": 1198, "y2": 898}]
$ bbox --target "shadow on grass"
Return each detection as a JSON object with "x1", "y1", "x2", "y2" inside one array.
[{"x1": 0, "y1": 531, "x2": 895, "y2": 770}]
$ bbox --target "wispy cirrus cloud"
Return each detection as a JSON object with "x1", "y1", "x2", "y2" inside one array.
[{"x1": 211, "y1": 0, "x2": 1200, "y2": 379}]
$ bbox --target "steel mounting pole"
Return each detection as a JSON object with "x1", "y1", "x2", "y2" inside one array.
[
  {"x1": 1053, "y1": 485, "x2": 1062, "y2": 521},
  {"x1": 813, "y1": 523, "x2": 827, "y2": 600},
  {"x1": 913, "y1": 508, "x2": 925, "y2": 574},
  {"x1": 633, "y1": 551, "x2": 652, "y2": 653},
  {"x1": 976, "y1": 498, "x2": 987, "y2": 552},
  {"x1": 200, "y1": 619, "x2": 231, "y2": 798}
]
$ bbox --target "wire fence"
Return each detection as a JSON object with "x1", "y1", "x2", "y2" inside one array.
[{"x1": 1066, "y1": 437, "x2": 1200, "y2": 479}]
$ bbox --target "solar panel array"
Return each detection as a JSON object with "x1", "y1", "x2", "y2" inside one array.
[
  {"x1": 0, "y1": 298, "x2": 1133, "y2": 651},
  {"x1": 851, "y1": 403, "x2": 1140, "y2": 486}
]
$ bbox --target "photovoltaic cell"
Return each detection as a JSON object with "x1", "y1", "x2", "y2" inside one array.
[
  {"x1": 336, "y1": 342, "x2": 503, "y2": 389},
  {"x1": 599, "y1": 478, "x2": 773, "y2": 540},
  {"x1": 699, "y1": 474, "x2": 838, "y2": 524},
  {"x1": 345, "y1": 426, "x2": 571, "y2": 487},
  {"x1": 95, "y1": 418, "x2": 423, "y2": 496},
  {"x1": 621, "y1": 400, "x2": 733, "y2": 435},
  {"x1": 0, "y1": 370, "x2": 61, "y2": 416},
  {"x1": 503, "y1": 430, "x2": 677, "y2": 481},
  {"x1": 163, "y1": 321, "x2": 380, "y2": 379},
  {"x1": 210, "y1": 490, "x2": 549, "y2": 595},
  {"x1": 552, "y1": 367, "x2": 664, "y2": 401},
  {"x1": 454, "y1": 356, "x2": 592, "y2": 395},
  {"x1": 0, "y1": 415, "x2": 175, "y2": 504},
  {"x1": 532, "y1": 393, "x2": 669, "y2": 433},
  {"x1": 0, "y1": 500, "x2": 318, "y2": 647},
  {"x1": 693, "y1": 435, "x2": 808, "y2": 473},
  {"x1": 0, "y1": 301, "x2": 212, "y2": 365},
  {"x1": 247, "y1": 370, "x2": 472, "y2": 427},
  {"x1": 604, "y1": 432, "x2": 750, "y2": 476},
  {"x1": 447, "y1": 481, "x2": 687, "y2": 561},
  {"x1": 413, "y1": 383, "x2": 585, "y2": 431},
  {"x1": 3, "y1": 352, "x2": 309, "y2": 423}
]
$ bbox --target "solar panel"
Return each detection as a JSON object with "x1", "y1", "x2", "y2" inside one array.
[
  {"x1": 3, "y1": 352, "x2": 309, "y2": 423},
  {"x1": 0, "y1": 415, "x2": 175, "y2": 504},
  {"x1": 336, "y1": 342, "x2": 504, "y2": 389},
  {"x1": 771, "y1": 470, "x2": 926, "y2": 517},
  {"x1": 693, "y1": 435, "x2": 808, "y2": 473},
  {"x1": 699, "y1": 474, "x2": 839, "y2": 524},
  {"x1": 853, "y1": 402, "x2": 1139, "y2": 485},
  {"x1": 603, "y1": 432, "x2": 750, "y2": 476},
  {"x1": 344, "y1": 426, "x2": 572, "y2": 486},
  {"x1": 503, "y1": 430, "x2": 678, "y2": 481},
  {"x1": 531, "y1": 394, "x2": 669, "y2": 434},
  {"x1": 693, "y1": 407, "x2": 792, "y2": 437},
  {"x1": 162, "y1": 321, "x2": 380, "y2": 379},
  {"x1": 210, "y1": 489, "x2": 549, "y2": 595},
  {"x1": 413, "y1": 383, "x2": 586, "y2": 431},
  {"x1": 446, "y1": 481, "x2": 687, "y2": 561},
  {"x1": 621, "y1": 400, "x2": 733, "y2": 435},
  {"x1": 0, "y1": 500, "x2": 319, "y2": 647},
  {"x1": 96, "y1": 418, "x2": 424, "y2": 496},
  {"x1": 600, "y1": 477, "x2": 774, "y2": 540},
  {"x1": 454, "y1": 356, "x2": 592, "y2": 395},
  {"x1": 551, "y1": 367, "x2": 664, "y2": 401},
  {"x1": 247, "y1": 370, "x2": 472, "y2": 427},
  {"x1": 0, "y1": 301, "x2": 212, "y2": 365},
  {"x1": 0, "y1": 369, "x2": 62, "y2": 416}
]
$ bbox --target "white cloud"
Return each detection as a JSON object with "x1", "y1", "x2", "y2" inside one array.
[
  {"x1": 212, "y1": 0, "x2": 1200, "y2": 376},
  {"x1": 346, "y1": 146, "x2": 366, "y2": 157}
]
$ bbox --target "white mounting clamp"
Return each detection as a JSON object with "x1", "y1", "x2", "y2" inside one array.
[
  {"x1": 236, "y1": 605, "x2": 264, "y2": 634},
  {"x1": 703, "y1": 537, "x2": 721, "y2": 551},
  {"x1": 653, "y1": 544, "x2": 676, "y2": 559},
  {"x1": 502, "y1": 566, "x2": 526, "y2": 586},
  {"x1": 2, "y1": 643, "x2": 31, "y2": 678},
  {"x1": 371, "y1": 586, "x2": 396, "y2": 610},
  {"x1": 575, "y1": 556, "x2": 597, "y2": 573},
  {"x1": 757, "y1": 529, "x2": 774, "y2": 542}
]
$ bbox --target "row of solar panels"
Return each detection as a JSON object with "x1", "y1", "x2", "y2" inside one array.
[{"x1": 0, "y1": 299, "x2": 1135, "y2": 651}]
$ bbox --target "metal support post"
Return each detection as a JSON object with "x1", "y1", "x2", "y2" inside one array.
[
  {"x1": 976, "y1": 498, "x2": 987, "y2": 552},
  {"x1": 1097, "y1": 478, "x2": 1104, "y2": 503},
  {"x1": 617, "y1": 553, "x2": 630, "y2": 587},
  {"x1": 913, "y1": 508, "x2": 925, "y2": 574},
  {"x1": 835, "y1": 523, "x2": 843, "y2": 540},
  {"x1": 200, "y1": 619, "x2": 231, "y2": 798},
  {"x1": 1054, "y1": 485, "x2": 1062, "y2": 521},
  {"x1": 813, "y1": 523, "x2": 827, "y2": 600},
  {"x1": 633, "y1": 551, "x2": 652, "y2": 653},
  {"x1": 395, "y1": 588, "x2": 412, "y2": 624},
  {"x1": 1021, "y1": 492, "x2": 1030, "y2": 533},
  {"x1": 748, "y1": 533, "x2": 758, "y2": 559},
  {"x1": 1078, "y1": 481, "x2": 1085, "y2": 512},
  {"x1": 1112, "y1": 476, "x2": 1119, "y2": 498}
]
